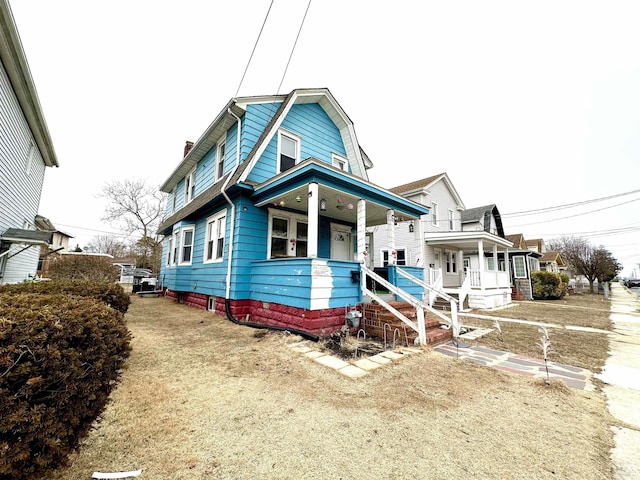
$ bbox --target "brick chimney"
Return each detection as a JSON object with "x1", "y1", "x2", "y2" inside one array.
[{"x1": 183, "y1": 141, "x2": 194, "y2": 157}]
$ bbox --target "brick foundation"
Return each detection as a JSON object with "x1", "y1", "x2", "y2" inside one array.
[{"x1": 164, "y1": 290, "x2": 351, "y2": 336}]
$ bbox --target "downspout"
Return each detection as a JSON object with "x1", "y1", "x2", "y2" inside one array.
[{"x1": 221, "y1": 107, "x2": 318, "y2": 342}]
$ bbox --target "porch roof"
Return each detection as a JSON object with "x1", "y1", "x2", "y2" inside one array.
[
  {"x1": 424, "y1": 231, "x2": 513, "y2": 250},
  {"x1": 252, "y1": 159, "x2": 430, "y2": 226}
]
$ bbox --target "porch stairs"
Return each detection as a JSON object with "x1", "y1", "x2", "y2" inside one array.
[{"x1": 361, "y1": 301, "x2": 453, "y2": 347}]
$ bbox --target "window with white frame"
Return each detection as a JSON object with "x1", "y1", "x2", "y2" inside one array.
[
  {"x1": 513, "y1": 256, "x2": 527, "y2": 278},
  {"x1": 445, "y1": 251, "x2": 457, "y2": 274},
  {"x1": 431, "y1": 202, "x2": 438, "y2": 226},
  {"x1": 184, "y1": 168, "x2": 196, "y2": 204},
  {"x1": 332, "y1": 153, "x2": 347, "y2": 171},
  {"x1": 179, "y1": 227, "x2": 195, "y2": 265},
  {"x1": 487, "y1": 256, "x2": 495, "y2": 270},
  {"x1": 448, "y1": 209, "x2": 454, "y2": 230},
  {"x1": 171, "y1": 187, "x2": 177, "y2": 213},
  {"x1": 278, "y1": 131, "x2": 300, "y2": 173},
  {"x1": 166, "y1": 236, "x2": 173, "y2": 266},
  {"x1": 529, "y1": 257, "x2": 540, "y2": 272},
  {"x1": 216, "y1": 140, "x2": 226, "y2": 181},
  {"x1": 170, "y1": 230, "x2": 180, "y2": 266},
  {"x1": 204, "y1": 211, "x2": 226, "y2": 262},
  {"x1": 382, "y1": 249, "x2": 406, "y2": 267},
  {"x1": 268, "y1": 209, "x2": 307, "y2": 258}
]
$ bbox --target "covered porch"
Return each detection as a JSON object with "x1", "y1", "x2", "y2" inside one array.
[{"x1": 424, "y1": 231, "x2": 513, "y2": 309}]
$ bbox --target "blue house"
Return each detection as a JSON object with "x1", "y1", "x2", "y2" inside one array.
[{"x1": 158, "y1": 88, "x2": 433, "y2": 338}]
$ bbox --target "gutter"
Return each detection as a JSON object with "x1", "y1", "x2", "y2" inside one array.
[{"x1": 221, "y1": 107, "x2": 242, "y2": 299}]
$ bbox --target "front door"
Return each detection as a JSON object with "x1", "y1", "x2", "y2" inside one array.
[{"x1": 330, "y1": 223, "x2": 352, "y2": 260}]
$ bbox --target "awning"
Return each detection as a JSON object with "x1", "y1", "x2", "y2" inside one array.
[{"x1": 0, "y1": 228, "x2": 53, "y2": 246}]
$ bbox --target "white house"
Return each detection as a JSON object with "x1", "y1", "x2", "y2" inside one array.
[
  {"x1": 0, "y1": 0, "x2": 59, "y2": 284},
  {"x1": 370, "y1": 173, "x2": 514, "y2": 309}
]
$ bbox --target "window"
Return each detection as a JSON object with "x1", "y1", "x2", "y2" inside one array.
[
  {"x1": 278, "y1": 131, "x2": 299, "y2": 173},
  {"x1": 171, "y1": 187, "x2": 177, "y2": 213},
  {"x1": 216, "y1": 140, "x2": 226, "y2": 181},
  {"x1": 448, "y1": 209, "x2": 454, "y2": 230},
  {"x1": 382, "y1": 249, "x2": 406, "y2": 267},
  {"x1": 205, "y1": 211, "x2": 226, "y2": 262},
  {"x1": 445, "y1": 251, "x2": 457, "y2": 274},
  {"x1": 180, "y1": 227, "x2": 194, "y2": 265},
  {"x1": 25, "y1": 143, "x2": 35, "y2": 174},
  {"x1": 268, "y1": 209, "x2": 308, "y2": 258},
  {"x1": 513, "y1": 256, "x2": 527, "y2": 278},
  {"x1": 487, "y1": 257, "x2": 495, "y2": 270},
  {"x1": 184, "y1": 169, "x2": 196, "y2": 204},
  {"x1": 166, "y1": 236, "x2": 173, "y2": 266},
  {"x1": 431, "y1": 202, "x2": 438, "y2": 226},
  {"x1": 332, "y1": 154, "x2": 347, "y2": 171}
]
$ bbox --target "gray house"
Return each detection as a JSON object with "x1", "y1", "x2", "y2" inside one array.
[{"x1": 0, "y1": 0, "x2": 59, "y2": 283}]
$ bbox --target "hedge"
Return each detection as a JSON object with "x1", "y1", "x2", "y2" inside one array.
[
  {"x1": 0, "y1": 281, "x2": 130, "y2": 314},
  {"x1": 532, "y1": 271, "x2": 569, "y2": 300},
  {"x1": 0, "y1": 293, "x2": 132, "y2": 480}
]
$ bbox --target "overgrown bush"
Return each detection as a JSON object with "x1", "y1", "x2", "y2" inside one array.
[
  {"x1": 0, "y1": 281, "x2": 130, "y2": 314},
  {"x1": 48, "y1": 255, "x2": 120, "y2": 282},
  {"x1": 532, "y1": 271, "x2": 568, "y2": 300},
  {"x1": 0, "y1": 293, "x2": 132, "y2": 480}
]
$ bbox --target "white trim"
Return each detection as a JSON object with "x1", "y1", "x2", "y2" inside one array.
[
  {"x1": 277, "y1": 129, "x2": 301, "y2": 174},
  {"x1": 204, "y1": 210, "x2": 226, "y2": 263},
  {"x1": 184, "y1": 168, "x2": 196, "y2": 204},
  {"x1": 513, "y1": 255, "x2": 527, "y2": 278},
  {"x1": 216, "y1": 139, "x2": 226, "y2": 182},
  {"x1": 381, "y1": 248, "x2": 407, "y2": 267},
  {"x1": 448, "y1": 209, "x2": 454, "y2": 231},
  {"x1": 267, "y1": 208, "x2": 307, "y2": 258},
  {"x1": 431, "y1": 201, "x2": 438, "y2": 226},
  {"x1": 179, "y1": 226, "x2": 195, "y2": 265},
  {"x1": 332, "y1": 153, "x2": 348, "y2": 171}
]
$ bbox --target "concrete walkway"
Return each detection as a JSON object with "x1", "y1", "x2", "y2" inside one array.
[
  {"x1": 596, "y1": 282, "x2": 640, "y2": 480},
  {"x1": 434, "y1": 343, "x2": 594, "y2": 389}
]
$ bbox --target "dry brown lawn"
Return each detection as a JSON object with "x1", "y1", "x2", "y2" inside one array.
[{"x1": 48, "y1": 293, "x2": 615, "y2": 479}]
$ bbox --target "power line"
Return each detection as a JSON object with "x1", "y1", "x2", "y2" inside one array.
[
  {"x1": 234, "y1": 0, "x2": 275, "y2": 98},
  {"x1": 503, "y1": 188, "x2": 640, "y2": 217},
  {"x1": 275, "y1": 0, "x2": 312, "y2": 95},
  {"x1": 507, "y1": 197, "x2": 640, "y2": 228}
]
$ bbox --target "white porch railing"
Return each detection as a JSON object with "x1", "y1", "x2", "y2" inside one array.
[
  {"x1": 428, "y1": 267, "x2": 443, "y2": 307},
  {"x1": 396, "y1": 267, "x2": 459, "y2": 334},
  {"x1": 362, "y1": 266, "x2": 460, "y2": 345},
  {"x1": 458, "y1": 273, "x2": 471, "y2": 310},
  {"x1": 467, "y1": 270, "x2": 510, "y2": 289}
]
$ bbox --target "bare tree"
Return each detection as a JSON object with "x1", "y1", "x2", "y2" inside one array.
[
  {"x1": 86, "y1": 235, "x2": 130, "y2": 258},
  {"x1": 99, "y1": 179, "x2": 166, "y2": 272},
  {"x1": 549, "y1": 236, "x2": 621, "y2": 293}
]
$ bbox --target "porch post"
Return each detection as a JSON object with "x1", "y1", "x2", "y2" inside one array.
[
  {"x1": 504, "y1": 245, "x2": 510, "y2": 288},
  {"x1": 356, "y1": 199, "x2": 366, "y2": 264},
  {"x1": 307, "y1": 182, "x2": 319, "y2": 258},
  {"x1": 478, "y1": 239, "x2": 485, "y2": 291},
  {"x1": 492, "y1": 244, "x2": 498, "y2": 271},
  {"x1": 387, "y1": 209, "x2": 396, "y2": 265}
]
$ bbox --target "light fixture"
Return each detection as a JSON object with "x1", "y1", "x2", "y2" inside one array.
[
  {"x1": 409, "y1": 221, "x2": 414, "y2": 233},
  {"x1": 320, "y1": 196, "x2": 327, "y2": 211},
  {"x1": 295, "y1": 195, "x2": 302, "y2": 202},
  {"x1": 279, "y1": 200, "x2": 286, "y2": 207}
]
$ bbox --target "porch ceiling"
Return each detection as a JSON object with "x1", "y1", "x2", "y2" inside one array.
[
  {"x1": 255, "y1": 184, "x2": 413, "y2": 227},
  {"x1": 425, "y1": 231, "x2": 513, "y2": 250}
]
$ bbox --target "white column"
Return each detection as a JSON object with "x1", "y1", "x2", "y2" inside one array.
[
  {"x1": 478, "y1": 239, "x2": 485, "y2": 291},
  {"x1": 357, "y1": 199, "x2": 367, "y2": 264},
  {"x1": 387, "y1": 209, "x2": 396, "y2": 266},
  {"x1": 307, "y1": 183, "x2": 319, "y2": 258},
  {"x1": 492, "y1": 244, "x2": 498, "y2": 271},
  {"x1": 504, "y1": 246, "x2": 510, "y2": 288}
]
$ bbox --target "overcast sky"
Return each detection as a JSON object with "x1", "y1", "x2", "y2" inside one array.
[{"x1": 9, "y1": 0, "x2": 640, "y2": 276}]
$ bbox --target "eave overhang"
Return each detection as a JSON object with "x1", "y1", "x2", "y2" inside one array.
[
  {"x1": 425, "y1": 231, "x2": 513, "y2": 250},
  {"x1": 0, "y1": 1, "x2": 58, "y2": 167},
  {"x1": 0, "y1": 228, "x2": 52, "y2": 246}
]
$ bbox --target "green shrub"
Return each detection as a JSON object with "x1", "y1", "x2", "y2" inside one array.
[
  {"x1": 532, "y1": 271, "x2": 568, "y2": 300},
  {"x1": 0, "y1": 293, "x2": 132, "y2": 480},
  {"x1": 0, "y1": 281, "x2": 130, "y2": 314}
]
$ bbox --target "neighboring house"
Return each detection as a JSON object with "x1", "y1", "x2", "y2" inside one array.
[
  {"x1": 539, "y1": 251, "x2": 567, "y2": 273},
  {"x1": 34, "y1": 214, "x2": 73, "y2": 278},
  {"x1": 0, "y1": 1, "x2": 59, "y2": 284},
  {"x1": 504, "y1": 233, "x2": 541, "y2": 300},
  {"x1": 158, "y1": 88, "x2": 430, "y2": 338},
  {"x1": 525, "y1": 238, "x2": 545, "y2": 254},
  {"x1": 372, "y1": 176, "x2": 513, "y2": 310}
]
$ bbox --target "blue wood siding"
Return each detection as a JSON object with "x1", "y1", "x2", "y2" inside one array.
[
  {"x1": 250, "y1": 258, "x2": 361, "y2": 310},
  {"x1": 247, "y1": 103, "x2": 347, "y2": 184},
  {"x1": 388, "y1": 266, "x2": 425, "y2": 299}
]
